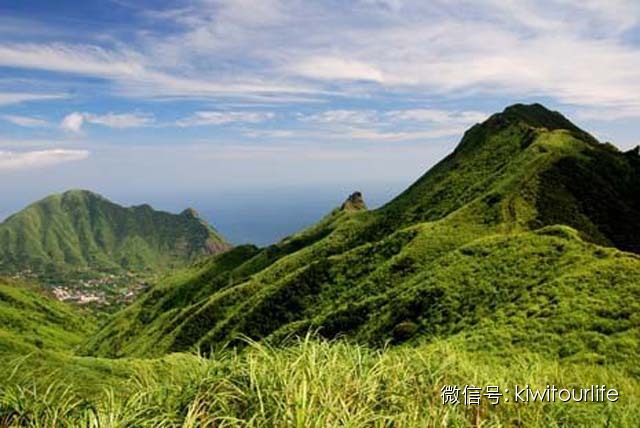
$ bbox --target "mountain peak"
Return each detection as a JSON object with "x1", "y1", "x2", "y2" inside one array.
[
  {"x1": 180, "y1": 207, "x2": 201, "y2": 218},
  {"x1": 451, "y1": 103, "x2": 598, "y2": 157},
  {"x1": 60, "y1": 189, "x2": 104, "y2": 200},
  {"x1": 499, "y1": 103, "x2": 572, "y2": 129},
  {"x1": 341, "y1": 191, "x2": 367, "y2": 211},
  {"x1": 490, "y1": 103, "x2": 597, "y2": 143},
  {"x1": 503, "y1": 102, "x2": 549, "y2": 115}
]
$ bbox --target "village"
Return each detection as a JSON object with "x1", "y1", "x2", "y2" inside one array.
[{"x1": 11, "y1": 269, "x2": 150, "y2": 310}]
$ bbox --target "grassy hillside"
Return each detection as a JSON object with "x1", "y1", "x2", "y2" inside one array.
[
  {"x1": 3, "y1": 103, "x2": 640, "y2": 427},
  {"x1": 0, "y1": 189, "x2": 230, "y2": 278},
  {"x1": 85, "y1": 104, "x2": 640, "y2": 361},
  {"x1": 2, "y1": 296, "x2": 638, "y2": 427},
  {"x1": 0, "y1": 278, "x2": 92, "y2": 355},
  {"x1": 3, "y1": 337, "x2": 639, "y2": 427}
]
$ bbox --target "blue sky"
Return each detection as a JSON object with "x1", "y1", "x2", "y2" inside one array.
[{"x1": 1, "y1": 0, "x2": 640, "y2": 244}]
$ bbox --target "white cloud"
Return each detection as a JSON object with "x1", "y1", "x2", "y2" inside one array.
[
  {"x1": 242, "y1": 108, "x2": 487, "y2": 142},
  {"x1": 3, "y1": 0, "x2": 640, "y2": 115},
  {"x1": 343, "y1": 128, "x2": 470, "y2": 141},
  {"x1": 291, "y1": 57, "x2": 384, "y2": 82},
  {"x1": 384, "y1": 109, "x2": 488, "y2": 124},
  {"x1": 0, "y1": 42, "x2": 319, "y2": 100},
  {"x1": 60, "y1": 112, "x2": 155, "y2": 133},
  {"x1": 242, "y1": 129, "x2": 296, "y2": 139},
  {"x1": 0, "y1": 43, "x2": 142, "y2": 78},
  {"x1": 60, "y1": 112, "x2": 85, "y2": 133},
  {"x1": 357, "y1": 0, "x2": 404, "y2": 12},
  {"x1": 135, "y1": 0, "x2": 640, "y2": 112},
  {"x1": 574, "y1": 105, "x2": 640, "y2": 121},
  {"x1": 0, "y1": 92, "x2": 66, "y2": 105},
  {"x1": 300, "y1": 110, "x2": 377, "y2": 125},
  {"x1": 0, "y1": 149, "x2": 89, "y2": 171},
  {"x1": 1, "y1": 115, "x2": 48, "y2": 127},
  {"x1": 300, "y1": 108, "x2": 486, "y2": 127},
  {"x1": 244, "y1": 127, "x2": 470, "y2": 142},
  {"x1": 176, "y1": 111, "x2": 275, "y2": 127},
  {"x1": 84, "y1": 112, "x2": 155, "y2": 128}
]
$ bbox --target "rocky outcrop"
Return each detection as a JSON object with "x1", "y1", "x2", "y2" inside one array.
[{"x1": 341, "y1": 191, "x2": 367, "y2": 211}]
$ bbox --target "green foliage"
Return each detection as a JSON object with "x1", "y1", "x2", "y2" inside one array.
[
  {"x1": 2, "y1": 337, "x2": 639, "y2": 427},
  {"x1": 4, "y1": 103, "x2": 640, "y2": 426},
  {"x1": 0, "y1": 190, "x2": 230, "y2": 278},
  {"x1": 535, "y1": 146, "x2": 640, "y2": 252},
  {"x1": 88, "y1": 104, "x2": 640, "y2": 361},
  {"x1": 0, "y1": 278, "x2": 92, "y2": 354}
]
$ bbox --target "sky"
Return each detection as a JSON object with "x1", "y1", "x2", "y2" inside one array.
[{"x1": 1, "y1": 0, "x2": 640, "y2": 245}]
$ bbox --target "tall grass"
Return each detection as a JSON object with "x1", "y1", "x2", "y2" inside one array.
[{"x1": 1, "y1": 335, "x2": 638, "y2": 427}]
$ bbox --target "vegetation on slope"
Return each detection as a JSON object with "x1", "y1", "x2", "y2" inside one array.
[
  {"x1": 86, "y1": 104, "x2": 640, "y2": 361},
  {"x1": 3, "y1": 103, "x2": 640, "y2": 427},
  {"x1": 3, "y1": 336, "x2": 639, "y2": 427},
  {"x1": 0, "y1": 189, "x2": 230, "y2": 278},
  {"x1": 0, "y1": 278, "x2": 92, "y2": 355}
]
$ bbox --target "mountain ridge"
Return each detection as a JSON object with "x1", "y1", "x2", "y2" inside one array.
[
  {"x1": 84, "y1": 103, "x2": 640, "y2": 361},
  {"x1": 0, "y1": 189, "x2": 231, "y2": 277}
]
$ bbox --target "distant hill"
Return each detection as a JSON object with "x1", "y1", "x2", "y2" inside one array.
[
  {"x1": 0, "y1": 190, "x2": 231, "y2": 277},
  {"x1": 85, "y1": 104, "x2": 640, "y2": 363}
]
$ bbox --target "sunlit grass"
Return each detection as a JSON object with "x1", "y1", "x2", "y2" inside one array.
[{"x1": 2, "y1": 335, "x2": 638, "y2": 427}]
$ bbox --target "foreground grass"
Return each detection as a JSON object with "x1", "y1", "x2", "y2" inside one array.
[{"x1": 1, "y1": 336, "x2": 638, "y2": 427}]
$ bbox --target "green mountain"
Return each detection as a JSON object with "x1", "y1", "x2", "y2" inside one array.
[
  {"x1": 0, "y1": 190, "x2": 231, "y2": 277},
  {"x1": 4, "y1": 104, "x2": 640, "y2": 427},
  {"x1": 86, "y1": 104, "x2": 640, "y2": 362}
]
